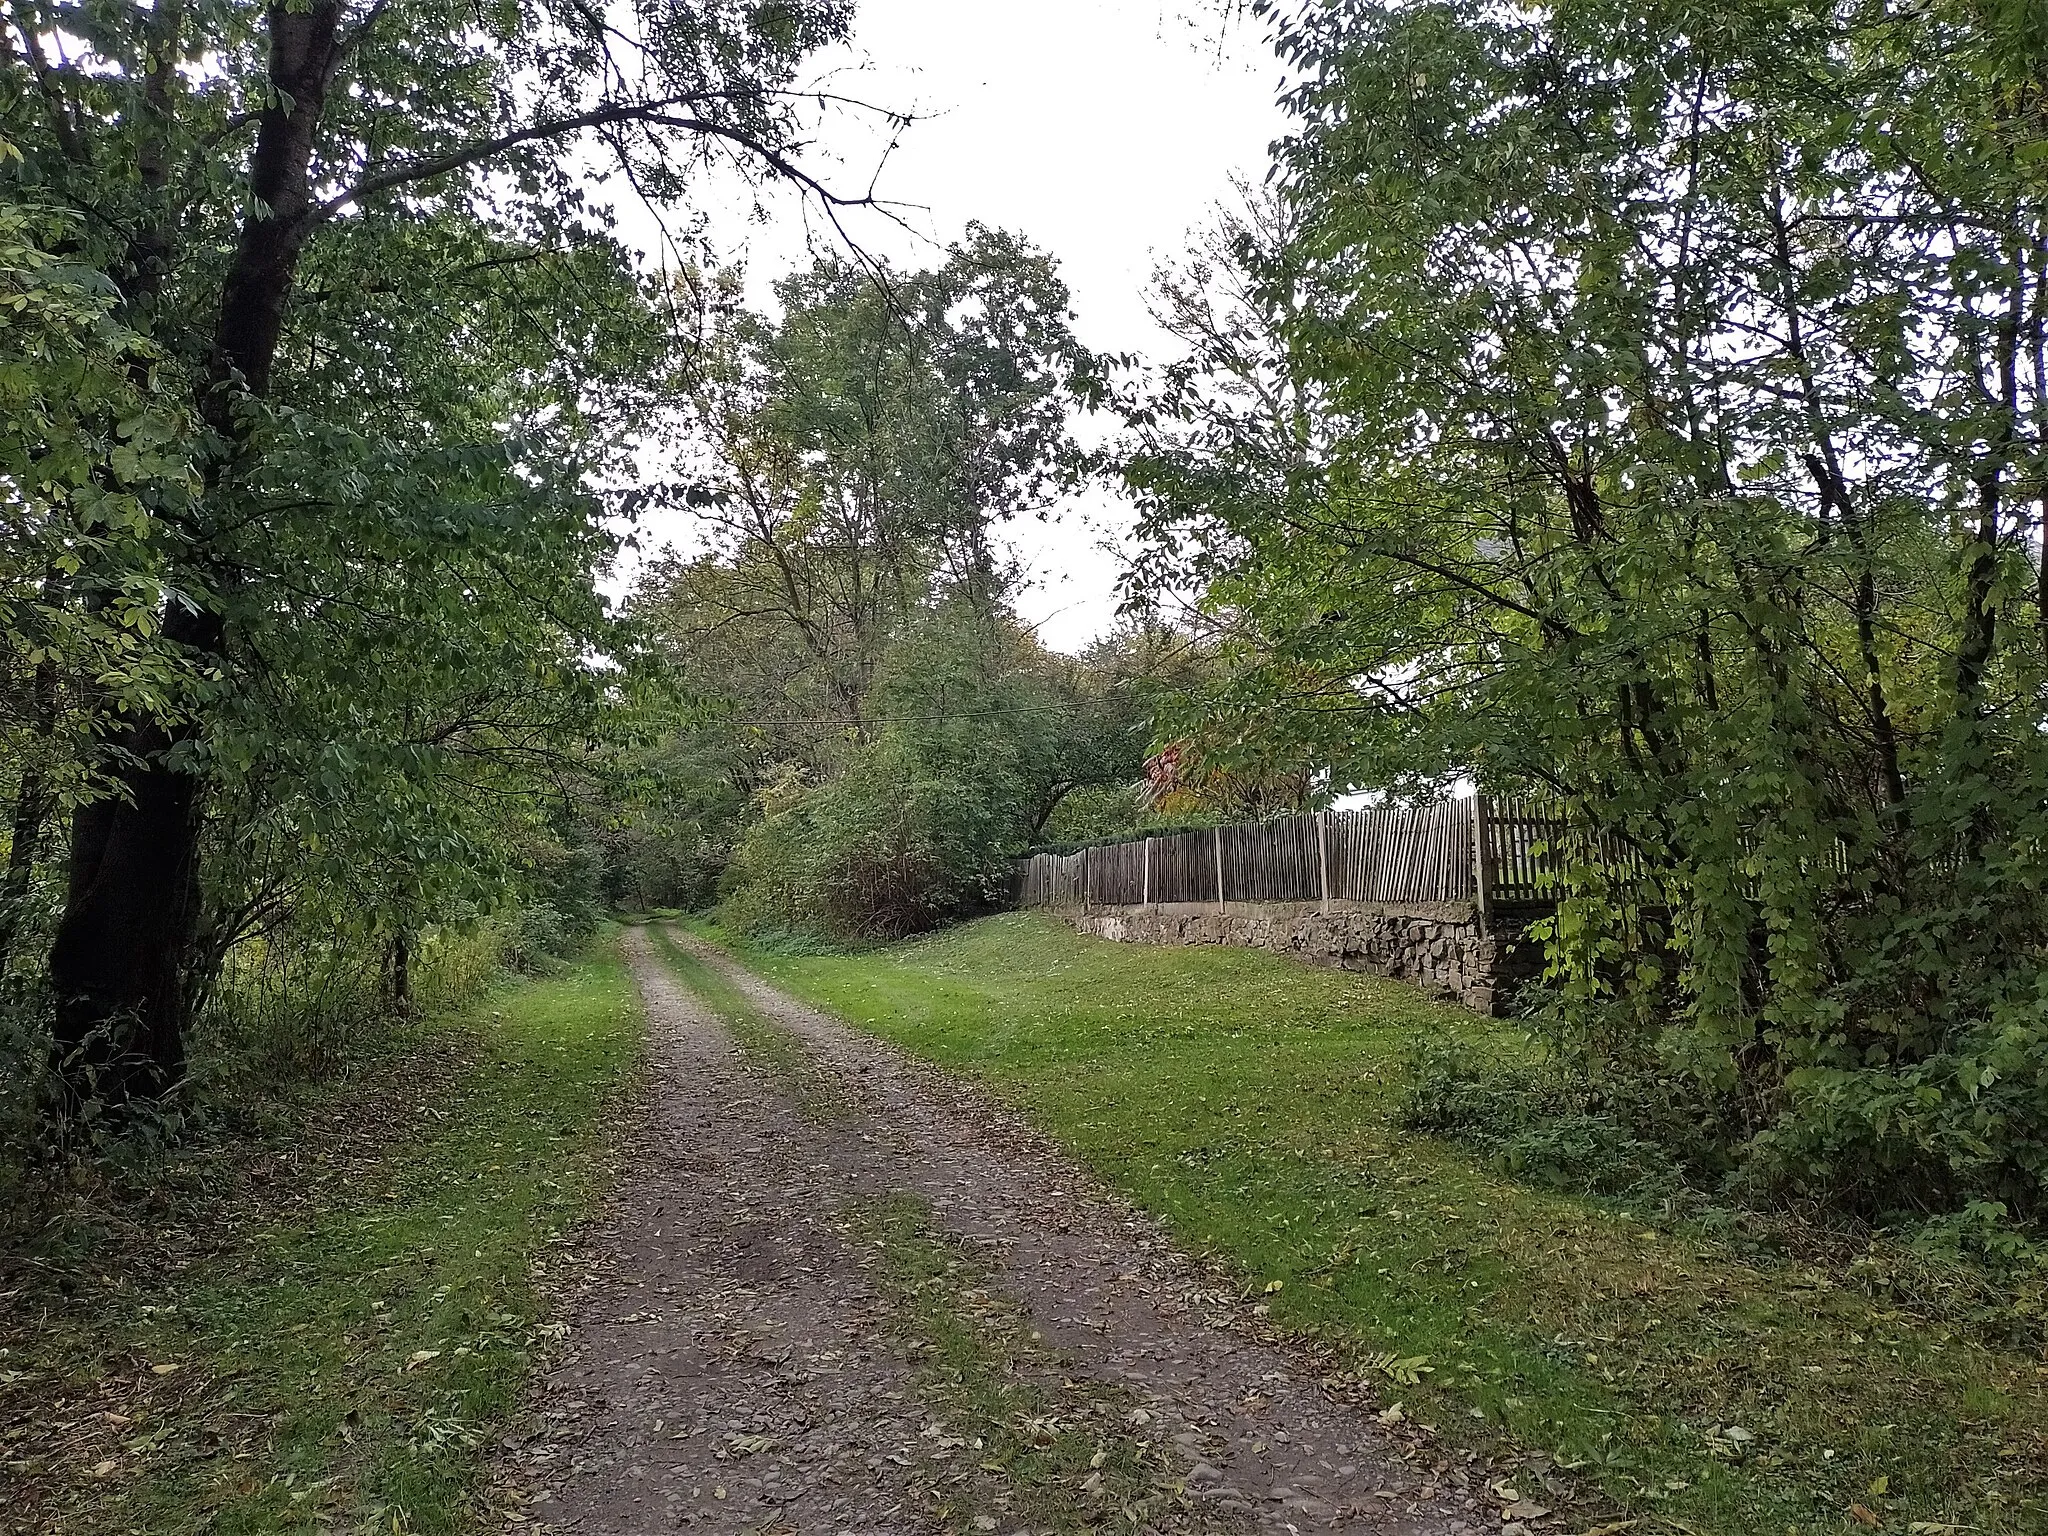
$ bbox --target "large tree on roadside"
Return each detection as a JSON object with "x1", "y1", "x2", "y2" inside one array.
[
  {"x1": 0, "y1": 204, "x2": 196, "y2": 980},
  {"x1": 1128, "y1": 0, "x2": 2048, "y2": 1215},
  {"x1": 2, "y1": 0, "x2": 859, "y2": 1107}
]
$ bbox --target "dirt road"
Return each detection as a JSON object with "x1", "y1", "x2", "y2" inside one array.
[{"x1": 488, "y1": 927, "x2": 1493, "y2": 1534}]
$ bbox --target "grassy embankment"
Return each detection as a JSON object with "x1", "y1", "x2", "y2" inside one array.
[
  {"x1": 0, "y1": 936, "x2": 643, "y2": 1536},
  {"x1": 706, "y1": 911, "x2": 2048, "y2": 1536}
]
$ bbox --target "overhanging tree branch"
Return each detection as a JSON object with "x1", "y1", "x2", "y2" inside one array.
[{"x1": 321, "y1": 94, "x2": 903, "y2": 223}]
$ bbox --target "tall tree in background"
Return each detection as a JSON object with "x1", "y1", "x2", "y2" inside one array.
[
  {"x1": 1, "y1": 0, "x2": 857, "y2": 1107},
  {"x1": 1130, "y1": 0, "x2": 2048, "y2": 1215},
  {"x1": 650, "y1": 226, "x2": 1088, "y2": 740},
  {"x1": 624, "y1": 233, "x2": 1160, "y2": 935},
  {"x1": 1114, "y1": 182, "x2": 1352, "y2": 814}
]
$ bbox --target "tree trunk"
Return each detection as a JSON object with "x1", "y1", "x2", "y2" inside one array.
[
  {"x1": 45, "y1": 694, "x2": 209, "y2": 1107},
  {"x1": 387, "y1": 932, "x2": 412, "y2": 1017},
  {"x1": 2036, "y1": 491, "x2": 2047, "y2": 666},
  {"x1": 1956, "y1": 448, "x2": 2007, "y2": 717},
  {"x1": 45, "y1": 0, "x2": 347, "y2": 1114}
]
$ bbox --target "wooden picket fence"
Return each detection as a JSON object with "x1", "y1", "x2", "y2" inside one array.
[{"x1": 1015, "y1": 794, "x2": 1568, "y2": 923}]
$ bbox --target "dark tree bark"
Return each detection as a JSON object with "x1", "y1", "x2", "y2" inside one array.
[
  {"x1": 46, "y1": 0, "x2": 347, "y2": 1112},
  {"x1": 1955, "y1": 286, "x2": 2019, "y2": 719},
  {"x1": 2037, "y1": 492, "x2": 2047, "y2": 666},
  {"x1": 387, "y1": 932, "x2": 412, "y2": 1017}
]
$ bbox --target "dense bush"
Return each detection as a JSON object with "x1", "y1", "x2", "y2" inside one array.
[
  {"x1": 1400, "y1": 1040, "x2": 1684, "y2": 1198},
  {"x1": 502, "y1": 902, "x2": 599, "y2": 976},
  {"x1": 721, "y1": 738, "x2": 1015, "y2": 942},
  {"x1": 0, "y1": 895, "x2": 582, "y2": 1209}
]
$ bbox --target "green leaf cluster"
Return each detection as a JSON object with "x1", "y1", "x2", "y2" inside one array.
[{"x1": 1123, "y1": 0, "x2": 2048, "y2": 1220}]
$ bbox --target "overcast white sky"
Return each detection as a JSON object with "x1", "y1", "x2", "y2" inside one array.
[{"x1": 617, "y1": 1, "x2": 1290, "y2": 652}]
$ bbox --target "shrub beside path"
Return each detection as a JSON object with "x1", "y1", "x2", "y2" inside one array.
[{"x1": 490, "y1": 926, "x2": 1491, "y2": 1534}]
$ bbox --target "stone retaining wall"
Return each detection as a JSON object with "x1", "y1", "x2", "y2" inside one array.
[{"x1": 1057, "y1": 899, "x2": 1548, "y2": 1016}]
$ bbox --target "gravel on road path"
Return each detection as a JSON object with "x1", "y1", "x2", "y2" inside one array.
[{"x1": 487, "y1": 926, "x2": 1492, "y2": 1536}]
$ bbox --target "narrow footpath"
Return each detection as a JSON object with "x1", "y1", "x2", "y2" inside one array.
[{"x1": 490, "y1": 926, "x2": 1486, "y2": 1535}]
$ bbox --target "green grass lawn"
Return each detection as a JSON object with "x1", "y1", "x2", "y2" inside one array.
[
  {"x1": 710, "y1": 911, "x2": 2048, "y2": 1536},
  {"x1": 0, "y1": 936, "x2": 643, "y2": 1535}
]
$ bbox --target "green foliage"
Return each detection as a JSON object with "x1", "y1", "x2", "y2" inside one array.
[
  {"x1": 619, "y1": 240, "x2": 1161, "y2": 940},
  {"x1": 0, "y1": 899, "x2": 554, "y2": 1189},
  {"x1": 501, "y1": 903, "x2": 595, "y2": 977},
  {"x1": 1122, "y1": 0, "x2": 2048, "y2": 1222},
  {"x1": 0, "y1": 0, "x2": 856, "y2": 1110},
  {"x1": 1037, "y1": 783, "x2": 1153, "y2": 848},
  {"x1": 709, "y1": 606, "x2": 1165, "y2": 941},
  {"x1": 723, "y1": 727, "x2": 1011, "y2": 941},
  {"x1": 0, "y1": 201, "x2": 197, "y2": 974},
  {"x1": 194, "y1": 921, "x2": 502, "y2": 1094},
  {"x1": 1400, "y1": 1040, "x2": 1686, "y2": 1198}
]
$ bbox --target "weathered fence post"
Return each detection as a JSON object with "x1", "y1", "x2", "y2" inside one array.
[
  {"x1": 1471, "y1": 793, "x2": 1495, "y2": 936},
  {"x1": 1213, "y1": 826, "x2": 1226, "y2": 916},
  {"x1": 1142, "y1": 837, "x2": 1153, "y2": 909},
  {"x1": 1316, "y1": 811, "x2": 1332, "y2": 915}
]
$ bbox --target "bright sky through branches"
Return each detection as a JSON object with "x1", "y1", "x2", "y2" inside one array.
[{"x1": 620, "y1": 1, "x2": 1289, "y2": 651}]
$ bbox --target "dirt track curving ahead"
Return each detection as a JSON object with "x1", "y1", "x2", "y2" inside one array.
[{"x1": 487, "y1": 926, "x2": 1495, "y2": 1535}]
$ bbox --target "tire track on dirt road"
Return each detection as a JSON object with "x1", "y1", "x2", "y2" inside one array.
[{"x1": 490, "y1": 927, "x2": 1484, "y2": 1535}]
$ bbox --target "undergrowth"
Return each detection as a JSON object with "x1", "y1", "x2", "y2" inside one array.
[
  {"x1": 1399, "y1": 1037, "x2": 2048, "y2": 1353},
  {"x1": 0, "y1": 933, "x2": 642, "y2": 1535}
]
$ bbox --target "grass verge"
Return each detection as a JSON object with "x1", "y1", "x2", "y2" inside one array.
[
  {"x1": 0, "y1": 935, "x2": 643, "y2": 1535},
  {"x1": 707, "y1": 912, "x2": 2048, "y2": 1536}
]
